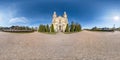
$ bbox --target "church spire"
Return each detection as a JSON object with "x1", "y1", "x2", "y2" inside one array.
[
  {"x1": 63, "y1": 11, "x2": 67, "y2": 18},
  {"x1": 64, "y1": 11, "x2": 66, "y2": 15},
  {"x1": 53, "y1": 11, "x2": 57, "y2": 18},
  {"x1": 54, "y1": 11, "x2": 56, "y2": 14}
]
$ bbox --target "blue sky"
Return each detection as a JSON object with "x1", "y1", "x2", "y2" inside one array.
[{"x1": 0, "y1": 0, "x2": 120, "y2": 28}]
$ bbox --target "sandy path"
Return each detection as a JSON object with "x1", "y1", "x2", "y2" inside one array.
[{"x1": 0, "y1": 31, "x2": 120, "y2": 60}]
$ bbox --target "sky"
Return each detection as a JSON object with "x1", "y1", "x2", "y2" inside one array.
[{"x1": 0, "y1": 0, "x2": 120, "y2": 28}]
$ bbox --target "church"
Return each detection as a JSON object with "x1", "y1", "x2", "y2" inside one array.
[{"x1": 52, "y1": 12, "x2": 68, "y2": 32}]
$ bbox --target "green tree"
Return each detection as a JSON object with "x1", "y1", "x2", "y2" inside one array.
[
  {"x1": 50, "y1": 24, "x2": 55, "y2": 32},
  {"x1": 92, "y1": 26, "x2": 98, "y2": 31},
  {"x1": 70, "y1": 21, "x2": 75, "y2": 32},
  {"x1": 70, "y1": 22, "x2": 82, "y2": 32},
  {"x1": 74, "y1": 24, "x2": 78, "y2": 32},
  {"x1": 65, "y1": 24, "x2": 69, "y2": 32},
  {"x1": 74, "y1": 23, "x2": 81, "y2": 32},
  {"x1": 46, "y1": 24, "x2": 50, "y2": 32},
  {"x1": 31, "y1": 27, "x2": 34, "y2": 31},
  {"x1": 77, "y1": 24, "x2": 81, "y2": 31},
  {"x1": 42, "y1": 25, "x2": 46, "y2": 32},
  {"x1": 38, "y1": 24, "x2": 50, "y2": 32},
  {"x1": 38, "y1": 24, "x2": 43, "y2": 32},
  {"x1": 38, "y1": 25, "x2": 41, "y2": 32}
]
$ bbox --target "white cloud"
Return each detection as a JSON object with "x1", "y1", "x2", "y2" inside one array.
[
  {"x1": 0, "y1": 5, "x2": 31, "y2": 26},
  {"x1": 9, "y1": 17, "x2": 29, "y2": 24}
]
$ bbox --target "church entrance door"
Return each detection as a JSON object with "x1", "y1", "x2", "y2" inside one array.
[{"x1": 59, "y1": 25, "x2": 62, "y2": 32}]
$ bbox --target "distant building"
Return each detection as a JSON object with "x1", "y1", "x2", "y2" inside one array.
[{"x1": 52, "y1": 11, "x2": 68, "y2": 32}]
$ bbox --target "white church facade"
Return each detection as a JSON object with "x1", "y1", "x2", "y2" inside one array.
[{"x1": 52, "y1": 12, "x2": 68, "y2": 32}]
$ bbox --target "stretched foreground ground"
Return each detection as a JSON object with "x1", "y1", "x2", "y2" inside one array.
[{"x1": 0, "y1": 31, "x2": 120, "y2": 60}]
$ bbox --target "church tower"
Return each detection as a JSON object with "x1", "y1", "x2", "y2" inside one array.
[
  {"x1": 63, "y1": 11, "x2": 68, "y2": 23},
  {"x1": 53, "y1": 11, "x2": 57, "y2": 18},
  {"x1": 63, "y1": 12, "x2": 67, "y2": 18},
  {"x1": 52, "y1": 11, "x2": 57, "y2": 23}
]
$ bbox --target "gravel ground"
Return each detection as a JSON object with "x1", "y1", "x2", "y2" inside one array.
[{"x1": 0, "y1": 31, "x2": 120, "y2": 60}]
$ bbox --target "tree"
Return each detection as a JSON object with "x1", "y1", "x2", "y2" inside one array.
[
  {"x1": 38, "y1": 24, "x2": 51, "y2": 32},
  {"x1": 65, "y1": 24, "x2": 69, "y2": 32},
  {"x1": 46, "y1": 24, "x2": 50, "y2": 32},
  {"x1": 38, "y1": 24, "x2": 43, "y2": 32},
  {"x1": 69, "y1": 22, "x2": 82, "y2": 32},
  {"x1": 31, "y1": 27, "x2": 34, "y2": 31},
  {"x1": 74, "y1": 24, "x2": 78, "y2": 32},
  {"x1": 0, "y1": 26, "x2": 2, "y2": 31},
  {"x1": 50, "y1": 24, "x2": 55, "y2": 32},
  {"x1": 70, "y1": 21, "x2": 75, "y2": 32},
  {"x1": 44, "y1": 25, "x2": 46, "y2": 32},
  {"x1": 92, "y1": 26, "x2": 98, "y2": 31},
  {"x1": 42, "y1": 25, "x2": 45, "y2": 32},
  {"x1": 77, "y1": 24, "x2": 81, "y2": 31},
  {"x1": 74, "y1": 23, "x2": 81, "y2": 32}
]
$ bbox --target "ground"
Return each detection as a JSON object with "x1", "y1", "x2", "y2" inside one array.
[{"x1": 0, "y1": 31, "x2": 120, "y2": 60}]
